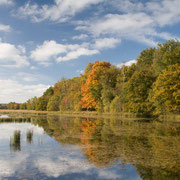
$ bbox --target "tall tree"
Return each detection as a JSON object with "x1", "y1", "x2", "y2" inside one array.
[
  {"x1": 153, "y1": 40, "x2": 180, "y2": 75},
  {"x1": 81, "y1": 61, "x2": 111, "y2": 110},
  {"x1": 150, "y1": 64, "x2": 180, "y2": 115}
]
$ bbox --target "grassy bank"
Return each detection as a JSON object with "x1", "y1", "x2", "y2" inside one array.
[
  {"x1": 0, "y1": 109, "x2": 151, "y2": 120},
  {"x1": 0, "y1": 109, "x2": 179, "y2": 121}
]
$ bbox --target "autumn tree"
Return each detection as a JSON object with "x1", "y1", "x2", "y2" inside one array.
[
  {"x1": 35, "y1": 87, "x2": 54, "y2": 111},
  {"x1": 81, "y1": 61, "x2": 111, "y2": 111},
  {"x1": 153, "y1": 40, "x2": 180, "y2": 75},
  {"x1": 47, "y1": 95, "x2": 60, "y2": 111},
  {"x1": 136, "y1": 48, "x2": 155, "y2": 68},
  {"x1": 124, "y1": 67, "x2": 155, "y2": 114},
  {"x1": 111, "y1": 64, "x2": 136, "y2": 113},
  {"x1": 150, "y1": 64, "x2": 180, "y2": 115}
]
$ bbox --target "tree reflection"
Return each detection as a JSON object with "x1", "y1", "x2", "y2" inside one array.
[
  {"x1": 10, "y1": 130, "x2": 21, "y2": 152},
  {"x1": 35, "y1": 115, "x2": 180, "y2": 179},
  {"x1": 26, "y1": 129, "x2": 33, "y2": 144}
]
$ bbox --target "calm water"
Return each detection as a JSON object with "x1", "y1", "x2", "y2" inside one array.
[{"x1": 0, "y1": 115, "x2": 179, "y2": 180}]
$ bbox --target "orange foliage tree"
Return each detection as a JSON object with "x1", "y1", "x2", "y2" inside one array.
[{"x1": 81, "y1": 61, "x2": 111, "y2": 110}]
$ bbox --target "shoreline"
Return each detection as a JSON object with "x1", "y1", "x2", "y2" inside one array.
[
  {"x1": 0, "y1": 109, "x2": 179, "y2": 122},
  {"x1": 0, "y1": 109, "x2": 152, "y2": 120}
]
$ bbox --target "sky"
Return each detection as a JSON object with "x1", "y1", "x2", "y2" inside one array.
[{"x1": 0, "y1": 0, "x2": 180, "y2": 103}]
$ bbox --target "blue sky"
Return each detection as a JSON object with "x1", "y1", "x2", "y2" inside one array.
[{"x1": 0, "y1": 0, "x2": 180, "y2": 103}]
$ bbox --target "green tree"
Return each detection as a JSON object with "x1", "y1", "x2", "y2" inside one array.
[
  {"x1": 153, "y1": 40, "x2": 180, "y2": 75},
  {"x1": 81, "y1": 61, "x2": 111, "y2": 111},
  {"x1": 47, "y1": 95, "x2": 60, "y2": 111},
  {"x1": 136, "y1": 48, "x2": 155, "y2": 67},
  {"x1": 125, "y1": 67, "x2": 155, "y2": 114},
  {"x1": 150, "y1": 64, "x2": 180, "y2": 115}
]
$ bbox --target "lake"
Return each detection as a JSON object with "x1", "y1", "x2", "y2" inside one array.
[{"x1": 0, "y1": 114, "x2": 179, "y2": 180}]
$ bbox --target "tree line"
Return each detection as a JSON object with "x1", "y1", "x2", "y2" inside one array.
[{"x1": 7, "y1": 40, "x2": 180, "y2": 116}]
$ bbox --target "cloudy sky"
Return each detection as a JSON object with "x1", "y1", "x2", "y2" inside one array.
[{"x1": 0, "y1": 0, "x2": 180, "y2": 103}]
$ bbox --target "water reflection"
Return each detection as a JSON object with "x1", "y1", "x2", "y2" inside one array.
[
  {"x1": 10, "y1": 130, "x2": 21, "y2": 151},
  {"x1": 34, "y1": 115, "x2": 180, "y2": 179},
  {"x1": 0, "y1": 116, "x2": 179, "y2": 179},
  {"x1": 26, "y1": 129, "x2": 33, "y2": 144}
]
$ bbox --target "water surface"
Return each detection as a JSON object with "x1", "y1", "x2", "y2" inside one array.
[{"x1": 0, "y1": 115, "x2": 179, "y2": 180}]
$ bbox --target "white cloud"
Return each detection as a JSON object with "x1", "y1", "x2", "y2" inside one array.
[
  {"x1": 30, "y1": 66, "x2": 37, "y2": 70},
  {"x1": 110, "y1": 0, "x2": 144, "y2": 13},
  {"x1": 30, "y1": 40, "x2": 67, "y2": 65},
  {"x1": 35, "y1": 155, "x2": 93, "y2": 178},
  {"x1": 98, "y1": 169, "x2": 123, "y2": 180},
  {"x1": 75, "y1": 0, "x2": 180, "y2": 46},
  {"x1": 31, "y1": 40, "x2": 99, "y2": 65},
  {"x1": 0, "y1": 123, "x2": 44, "y2": 178},
  {"x1": 110, "y1": 0, "x2": 180, "y2": 27},
  {"x1": 72, "y1": 34, "x2": 89, "y2": 40},
  {"x1": 0, "y1": 153, "x2": 28, "y2": 177},
  {"x1": 15, "y1": 72, "x2": 52, "y2": 84},
  {"x1": 17, "y1": 72, "x2": 38, "y2": 82},
  {"x1": 16, "y1": 0, "x2": 180, "y2": 48},
  {"x1": 57, "y1": 48, "x2": 98, "y2": 62},
  {"x1": 0, "y1": 0, "x2": 13, "y2": 6},
  {"x1": 0, "y1": 79, "x2": 49, "y2": 103},
  {"x1": 0, "y1": 42, "x2": 29, "y2": 68},
  {"x1": 0, "y1": 24, "x2": 11, "y2": 32},
  {"x1": 116, "y1": 59, "x2": 136, "y2": 68},
  {"x1": 76, "y1": 69, "x2": 84, "y2": 74},
  {"x1": 146, "y1": 0, "x2": 180, "y2": 27},
  {"x1": 0, "y1": 123, "x2": 44, "y2": 140},
  {"x1": 76, "y1": 13, "x2": 158, "y2": 46},
  {"x1": 76, "y1": 13, "x2": 154, "y2": 36},
  {"x1": 93, "y1": 38, "x2": 121, "y2": 50},
  {"x1": 17, "y1": 0, "x2": 104, "y2": 22},
  {"x1": 35, "y1": 153, "x2": 127, "y2": 179}
]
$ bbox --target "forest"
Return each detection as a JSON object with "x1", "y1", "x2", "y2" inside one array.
[{"x1": 6, "y1": 40, "x2": 180, "y2": 116}]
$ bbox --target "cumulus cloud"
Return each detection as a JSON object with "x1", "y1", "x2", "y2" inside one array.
[
  {"x1": 93, "y1": 38, "x2": 121, "y2": 50},
  {"x1": 57, "y1": 48, "x2": 98, "y2": 62},
  {"x1": 0, "y1": 79, "x2": 49, "y2": 103},
  {"x1": 76, "y1": 13, "x2": 158, "y2": 46},
  {"x1": 110, "y1": 0, "x2": 144, "y2": 13},
  {"x1": 75, "y1": 0, "x2": 180, "y2": 46},
  {"x1": 72, "y1": 34, "x2": 89, "y2": 40},
  {"x1": 0, "y1": 24, "x2": 11, "y2": 32},
  {"x1": 17, "y1": 0, "x2": 103, "y2": 22},
  {"x1": 30, "y1": 40, "x2": 99, "y2": 65},
  {"x1": 116, "y1": 59, "x2": 137, "y2": 68},
  {"x1": 30, "y1": 40, "x2": 67, "y2": 65},
  {"x1": 146, "y1": 0, "x2": 180, "y2": 26},
  {"x1": 16, "y1": 0, "x2": 180, "y2": 48},
  {"x1": 0, "y1": 0, "x2": 13, "y2": 6},
  {"x1": 0, "y1": 42, "x2": 29, "y2": 68},
  {"x1": 110, "y1": 0, "x2": 180, "y2": 27}
]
